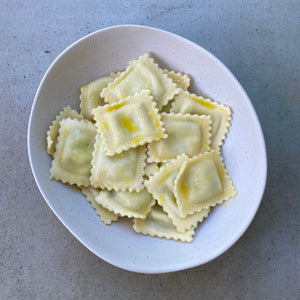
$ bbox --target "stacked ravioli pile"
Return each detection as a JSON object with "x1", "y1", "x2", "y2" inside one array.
[{"x1": 47, "y1": 53, "x2": 237, "y2": 243}]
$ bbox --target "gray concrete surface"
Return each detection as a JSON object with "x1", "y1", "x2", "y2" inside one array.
[{"x1": 1, "y1": 0, "x2": 299, "y2": 299}]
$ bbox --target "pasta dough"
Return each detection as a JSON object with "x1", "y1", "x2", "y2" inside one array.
[
  {"x1": 95, "y1": 188, "x2": 155, "y2": 219},
  {"x1": 144, "y1": 162, "x2": 160, "y2": 179},
  {"x1": 174, "y1": 150, "x2": 237, "y2": 217},
  {"x1": 47, "y1": 106, "x2": 83, "y2": 156},
  {"x1": 133, "y1": 204, "x2": 195, "y2": 243},
  {"x1": 145, "y1": 154, "x2": 210, "y2": 233},
  {"x1": 92, "y1": 90, "x2": 167, "y2": 155},
  {"x1": 80, "y1": 72, "x2": 119, "y2": 121},
  {"x1": 147, "y1": 113, "x2": 211, "y2": 162},
  {"x1": 163, "y1": 70, "x2": 190, "y2": 91},
  {"x1": 101, "y1": 53, "x2": 180, "y2": 109},
  {"x1": 47, "y1": 53, "x2": 237, "y2": 243},
  {"x1": 81, "y1": 187, "x2": 119, "y2": 225},
  {"x1": 90, "y1": 132, "x2": 146, "y2": 192},
  {"x1": 171, "y1": 91, "x2": 232, "y2": 149},
  {"x1": 50, "y1": 118, "x2": 96, "y2": 187}
]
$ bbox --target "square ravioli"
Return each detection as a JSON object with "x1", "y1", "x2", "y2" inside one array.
[
  {"x1": 81, "y1": 187, "x2": 119, "y2": 225},
  {"x1": 46, "y1": 52, "x2": 237, "y2": 243},
  {"x1": 92, "y1": 90, "x2": 167, "y2": 155},
  {"x1": 171, "y1": 91, "x2": 232, "y2": 149},
  {"x1": 80, "y1": 72, "x2": 120, "y2": 121},
  {"x1": 95, "y1": 188, "x2": 155, "y2": 219},
  {"x1": 101, "y1": 53, "x2": 180, "y2": 109},
  {"x1": 47, "y1": 106, "x2": 83, "y2": 156},
  {"x1": 163, "y1": 70, "x2": 190, "y2": 91},
  {"x1": 145, "y1": 154, "x2": 210, "y2": 233},
  {"x1": 133, "y1": 204, "x2": 195, "y2": 243},
  {"x1": 147, "y1": 113, "x2": 211, "y2": 162},
  {"x1": 50, "y1": 118, "x2": 97, "y2": 187},
  {"x1": 160, "y1": 70, "x2": 189, "y2": 113},
  {"x1": 90, "y1": 132, "x2": 146, "y2": 192},
  {"x1": 174, "y1": 150, "x2": 237, "y2": 217}
]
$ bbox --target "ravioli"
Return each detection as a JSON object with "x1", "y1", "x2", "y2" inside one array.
[
  {"x1": 160, "y1": 70, "x2": 190, "y2": 113},
  {"x1": 171, "y1": 91, "x2": 232, "y2": 149},
  {"x1": 101, "y1": 53, "x2": 180, "y2": 109},
  {"x1": 92, "y1": 90, "x2": 167, "y2": 155},
  {"x1": 145, "y1": 154, "x2": 210, "y2": 233},
  {"x1": 90, "y1": 132, "x2": 146, "y2": 192},
  {"x1": 47, "y1": 53, "x2": 237, "y2": 243},
  {"x1": 47, "y1": 106, "x2": 83, "y2": 156},
  {"x1": 163, "y1": 70, "x2": 190, "y2": 91},
  {"x1": 174, "y1": 150, "x2": 237, "y2": 217},
  {"x1": 147, "y1": 113, "x2": 211, "y2": 162},
  {"x1": 50, "y1": 118, "x2": 96, "y2": 187},
  {"x1": 95, "y1": 188, "x2": 155, "y2": 219},
  {"x1": 81, "y1": 187, "x2": 119, "y2": 225},
  {"x1": 133, "y1": 204, "x2": 195, "y2": 243},
  {"x1": 80, "y1": 72, "x2": 119, "y2": 121}
]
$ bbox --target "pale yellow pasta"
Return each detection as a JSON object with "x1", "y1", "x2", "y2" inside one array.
[
  {"x1": 90, "y1": 132, "x2": 146, "y2": 192},
  {"x1": 101, "y1": 53, "x2": 180, "y2": 109},
  {"x1": 160, "y1": 71, "x2": 190, "y2": 113},
  {"x1": 50, "y1": 118, "x2": 96, "y2": 187},
  {"x1": 92, "y1": 90, "x2": 167, "y2": 155},
  {"x1": 163, "y1": 70, "x2": 190, "y2": 91},
  {"x1": 171, "y1": 90, "x2": 232, "y2": 149},
  {"x1": 95, "y1": 188, "x2": 155, "y2": 219},
  {"x1": 144, "y1": 162, "x2": 160, "y2": 179},
  {"x1": 81, "y1": 187, "x2": 119, "y2": 225},
  {"x1": 174, "y1": 150, "x2": 237, "y2": 217},
  {"x1": 147, "y1": 113, "x2": 212, "y2": 163},
  {"x1": 47, "y1": 53, "x2": 237, "y2": 243},
  {"x1": 160, "y1": 100, "x2": 174, "y2": 113},
  {"x1": 133, "y1": 204, "x2": 195, "y2": 243},
  {"x1": 145, "y1": 154, "x2": 210, "y2": 233},
  {"x1": 80, "y1": 72, "x2": 120, "y2": 121},
  {"x1": 47, "y1": 106, "x2": 83, "y2": 156}
]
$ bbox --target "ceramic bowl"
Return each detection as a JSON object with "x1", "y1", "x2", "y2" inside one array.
[{"x1": 28, "y1": 25, "x2": 267, "y2": 273}]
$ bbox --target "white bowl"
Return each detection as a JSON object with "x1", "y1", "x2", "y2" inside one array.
[{"x1": 28, "y1": 25, "x2": 267, "y2": 273}]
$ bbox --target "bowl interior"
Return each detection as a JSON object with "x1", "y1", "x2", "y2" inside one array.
[{"x1": 28, "y1": 25, "x2": 267, "y2": 273}]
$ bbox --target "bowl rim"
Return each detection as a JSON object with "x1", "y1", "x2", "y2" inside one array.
[{"x1": 27, "y1": 24, "x2": 267, "y2": 273}]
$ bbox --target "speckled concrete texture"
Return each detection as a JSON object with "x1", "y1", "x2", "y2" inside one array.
[{"x1": 1, "y1": 0, "x2": 299, "y2": 299}]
